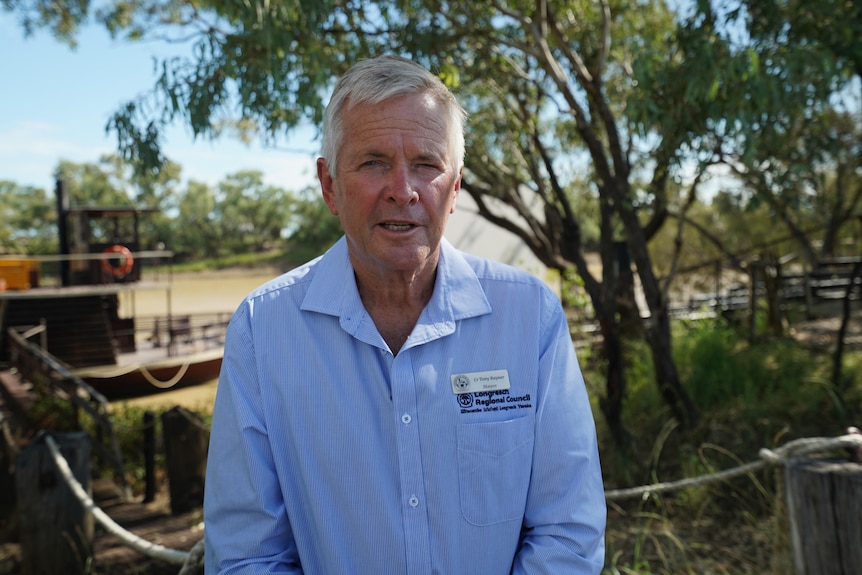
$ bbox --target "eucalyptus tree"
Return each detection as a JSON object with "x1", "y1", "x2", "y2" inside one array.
[
  {"x1": 0, "y1": 181, "x2": 56, "y2": 254},
  {"x1": 639, "y1": 1, "x2": 861, "y2": 248},
  {"x1": 743, "y1": 0, "x2": 862, "y2": 81},
  {"x1": 214, "y1": 170, "x2": 292, "y2": 254},
  {"x1": 54, "y1": 158, "x2": 133, "y2": 208},
  {"x1": 174, "y1": 180, "x2": 220, "y2": 260},
  {"x1": 717, "y1": 0, "x2": 862, "y2": 270},
  {"x1": 722, "y1": 108, "x2": 862, "y2": 268},
  {"x1": 5, "y1": 0, "x2": 705, "y2": 438},
  {"x1": 287, "y1": 186, "x2": 345, "y2": 257}
]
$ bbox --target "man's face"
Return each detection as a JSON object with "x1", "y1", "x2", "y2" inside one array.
[{"x1": 318, "y1": 92, "x2": 462, "y2": 279}]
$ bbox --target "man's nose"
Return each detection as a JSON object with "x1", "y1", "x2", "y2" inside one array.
[{"x1": 386, "y1": 166, "x2": 420, "y2": 206}]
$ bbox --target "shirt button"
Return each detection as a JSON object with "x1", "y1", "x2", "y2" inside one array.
[
  {"x1": 408, "y1": 495, "x2": 419, "y2": 507},
  {"x1": 401, "y1": 413, "x2": 412, "y2": 424}
]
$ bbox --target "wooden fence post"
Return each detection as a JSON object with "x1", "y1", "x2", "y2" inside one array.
[
  {"x1": 143, "y1": 410, "x2": 156, "y2": 503},
  {"x1": 15, "y1": 432, "x2": 93, "y2": 575},
  {"x1": 783, "y1": 457, "x2": 862, "y2": 575},
  {"x1": 0, "y1": 415, "x2": 19, "y2": 543},
  {"x1": 749, "y1": 263, "x2": 760, "y2": 342},
  {"x1": 161, "y1": 406, "x2": 209, "y2": 515}
]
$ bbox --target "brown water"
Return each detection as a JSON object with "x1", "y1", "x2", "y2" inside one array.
[{"x1": 113, "y1": 270, "x2": 279, "y2": 411}]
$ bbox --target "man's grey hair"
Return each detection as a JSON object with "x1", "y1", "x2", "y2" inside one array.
[{"x1": 320, "y1": 55, "x2": 467, "y2": 176}]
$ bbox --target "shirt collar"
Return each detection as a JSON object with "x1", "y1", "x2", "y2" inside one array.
[{"x1": 301, "y1": 236, "x2": 492, "y2": 348}]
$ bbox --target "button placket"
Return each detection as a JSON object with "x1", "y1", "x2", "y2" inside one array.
[{"x1": 390, "y1": 351, "x2": 432, "y2": 572}]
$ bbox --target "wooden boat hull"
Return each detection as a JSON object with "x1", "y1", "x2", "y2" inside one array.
[{"x1": 73, "y1": 348, "x2": 223, "y2": 400}]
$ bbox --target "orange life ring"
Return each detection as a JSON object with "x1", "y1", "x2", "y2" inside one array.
[{"x1": 102, "y1": 245, "x2": 134, "y2": 279}]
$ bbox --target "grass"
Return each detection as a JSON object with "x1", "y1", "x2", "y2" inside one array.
[{"x1": 591, "y1": 317, "x2": 861, "y2": 574}]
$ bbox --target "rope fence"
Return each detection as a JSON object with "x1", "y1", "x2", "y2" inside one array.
[
  {"x1": 604, "y1": 432, "x2": 862, "y2": 501},
  {"x1": 43, "y1": 435, "x2": 202, "y2": 573},
  {"x1": 44, "y1": 432, "x2": 862, "y2": 574}
]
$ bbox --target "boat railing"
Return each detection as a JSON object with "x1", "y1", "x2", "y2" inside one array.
[
  {"x1": 131, "y1": 312, "x2": 232, "y2": 352},
  {"x1": 0, "y1": 249, "x2": 175, "y2": 289},
  {"x1": 6, "y1": 326, "x2": 130, "y2": 496},
  {"x1": 1, "y1": 248, "x2": 232, "y2": 355}
]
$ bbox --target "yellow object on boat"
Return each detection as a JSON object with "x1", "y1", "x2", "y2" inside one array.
[{"x1": 0, "y1": 259, "x2": 39, "y2": 290}]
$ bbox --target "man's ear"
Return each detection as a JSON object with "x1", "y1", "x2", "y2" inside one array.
[
  {"x1": 317, "y1": 158, "x2": 339, "y2": 215},
  {"x1": 450, "y1": 167, "x2": 462, "y2": 214}
]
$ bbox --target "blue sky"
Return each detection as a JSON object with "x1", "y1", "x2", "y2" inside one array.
[{"x1": 0, "y1": 13, "x2": 320, "y2": 194}]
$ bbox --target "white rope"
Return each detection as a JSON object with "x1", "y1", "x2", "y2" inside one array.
[
  {"x1": 43, "y1": 435, "x2": 191, "y2": 565},
  {"x1": 139, "y1": 360, "x2": 192, "y2": 389},
  {"x1": 42, "y1": 432, "x2": 862, "y2": 572},
  {"x1": 178, "y1": 539, "x2": 206, "y2": 575},
  {"x1": 605, "y1": 433, "x2": 862, "y2": 501}
]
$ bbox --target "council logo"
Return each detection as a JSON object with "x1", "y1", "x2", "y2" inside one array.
[
  {"x1": 457, "y1": 393, "x2": 474, "y2": 408},
  {"x1": 453, "y1": 374, "x2": 471, "y2": 392}
]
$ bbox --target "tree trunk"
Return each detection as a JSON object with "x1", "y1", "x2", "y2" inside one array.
[
  {"x1": 615, "y1": 241, "x2": 644, "y2": 342},
  {"x1": 621, "y1": 219, "x2": 698, "y2": 428},
  {"x1": 602, "y1": 171, "x2": 697, "y2": 428},
  {"x1": 597, "y1": 313, "x2": 628, "y2": 449},
  {"x1": 643, "y1": 310, "x2": 697, "y2": 428}
]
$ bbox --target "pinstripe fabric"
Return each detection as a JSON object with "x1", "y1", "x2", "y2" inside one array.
[{"x1": 204, "y1": 237, "x2": 606, "y2": 574}]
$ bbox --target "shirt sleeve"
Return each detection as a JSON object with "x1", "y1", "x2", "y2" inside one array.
[
  {"x1": 204, "y1": 304, "x2": 304, "y2": 574},
  {"x1": 512, "y1": 289, "x2": 606, "y2": 574}
]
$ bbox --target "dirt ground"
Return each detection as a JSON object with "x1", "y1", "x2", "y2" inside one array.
[{"x1": 790, "y1": 308, "x2": 862, "y2": 349}]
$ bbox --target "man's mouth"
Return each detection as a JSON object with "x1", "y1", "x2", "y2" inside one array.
[{"x1": 381, "y1": 223, "x2": 413, "y2": 231}]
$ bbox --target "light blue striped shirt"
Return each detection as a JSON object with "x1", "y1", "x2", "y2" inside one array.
[{"x1": 204, "y1": 237, "x2": 606, "y2": 574}]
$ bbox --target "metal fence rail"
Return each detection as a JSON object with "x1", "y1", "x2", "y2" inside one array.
[{"x1": 7, "y1": 326, "x2": 129, "y2": 493}]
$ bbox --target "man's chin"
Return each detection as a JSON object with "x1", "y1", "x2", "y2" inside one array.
[{"x1": 370, "y1": 244, "x2": 438, "y2": 273}]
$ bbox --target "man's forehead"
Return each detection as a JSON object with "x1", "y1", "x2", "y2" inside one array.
[
  {"x1": 343, "y1": 97, "x2": 449, "y2": 142},
  {"x1": 345, "y1": 91, "x2": 443, "y2": 115}
]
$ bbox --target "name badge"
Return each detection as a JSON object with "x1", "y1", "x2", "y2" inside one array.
[{"x1": 450, "y1": 370, "x2": 510, "y2": 394}]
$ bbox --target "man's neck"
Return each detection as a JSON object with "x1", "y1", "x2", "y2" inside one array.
[{"x1": 353, "y1": 266, "x2": 437, "y2": 355}]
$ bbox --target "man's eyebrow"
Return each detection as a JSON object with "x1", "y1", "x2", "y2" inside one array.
[
  {"x1": 413, "y1": 150, "x2": 446, "y2": 163},
  {"x1": 353, "y1": 150, "x2": 388, "y2": 162}
]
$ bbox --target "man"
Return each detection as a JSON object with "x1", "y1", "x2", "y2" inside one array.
[{"x1": 203, "y1": 54, "x2": 606, "y2": 574}]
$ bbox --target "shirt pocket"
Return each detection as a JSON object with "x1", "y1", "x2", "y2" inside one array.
[{"x1": 456, "y1": 416, "x2": 535, "y2": 526}]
